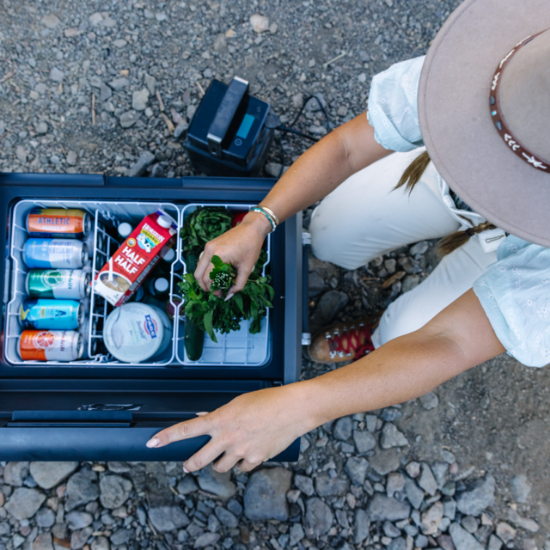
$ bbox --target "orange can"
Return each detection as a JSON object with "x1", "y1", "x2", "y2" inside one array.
[
  {"x1": 19, "y1": 330, "x2": 83, "y2": 362},
  {"x1": 27, "y1": 208, "x2": 91, "y2": 239}
]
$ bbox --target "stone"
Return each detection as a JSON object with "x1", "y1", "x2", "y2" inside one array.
[
  {"x1": 449, "y1": 523, "x2": 484, "y2": 550},
  {"x1": 456, "y1": 475, "x2": 495, "y2": 516},
  {"x1": 290, "y1": 523, "x2": 304, "y2": 546},
  {"x1": 353, "y1": 430, "x2": 377, "y2": 453},
  {"x1": 66, "y1": 511, "x2": 93, "y2": 530},
  {"x1": 496, "y1": 522, "x2": 516, "y2": 543},
  {"x1": 416, "y1": 534, "x2": 429, "y2": 548},
  {"x1": 106, "y1": 462, "x2": 130, "y2": 474},
  {"x1": 437, "y1": 535, "x2": 455, "y2": 550},
  {"x1": 71, "y1": 527, "x2": 93, "y2": 549},
  {"x1": 250, "y1": 14, "x2": 269, "y2": 33},
  {"x1": 387, "y1": 473, "x2": 406, "y2": 497},
  {"x1": 132, "y1": 89, "x2": 150, "y2": 111},
  {"x1": 119, "y1": 111, "x2": 139, "y2": 128},
  {"x1": 345, "y1": 457, "x2": 369, "y2": 486},
  {"x1": 443, "y1": 498, "x2": 457, "y2": 520},
  {"x1": 406, "y1": 462, "x2": 421, "y2": 478},
  {"x1": 488, "y1": 535, "x2": 503, "y2": 550},
  {"x1": 510, "y1": 474, "x2": 531, "y2": 504},
  {"x1": 50, "y1": 68, "x2": 65, "y2": 82},
  {"x1": 6, "y1": 487, "x2": 45, "y2": 520},
  {"x1": 35, "y1": 121, "x2": 48, "y2": 134},
  {"x1": 310, "y1": 290, "x2": 349, "y2": 330},
  {"x1": 127, "y1": 151, "x2": 155, "y2": 177},
  {"x1": 194, "y1": 532, "x2": 220, "y2": 548},
  {"x1": 508, "y1": 509, "x2": 539, "y2": 532},
  {"x1": 65, "y1": 469, "x2": 98, "y2": 511},
  {"x1": 421, "y1": 502, "x2": 443, "y2": 535},
  {"x1": 30, "y1": 463, "x2": 78, "y2": 490},
  {"x1": 367, "y1": 494, "x2": 411, "y2": 522},
  {"x1": 388, "y1": 538, "x2": 407, "y2": 550},
  {"x1": 100, "y1": 83, "x2": 112, "y2": 102},
  {"x1": 370, "y1": 449, "x2": 401, "y2": 476},
  {"x1": 177, "y1": 476, "x2": 198, "y2": 495},
  {"x1": 432, "y1": 461, "x2": 449, "y2": 489},
  {"x1": 315, "y1": 473, "x2": 350, "y2": 497},
  {"x1": 33, "y1": 532, "x2": 53, "y2": 550},
  {"x1": 244, "y1": 468, "x2": 292, "y2": 521},
  {"x1": 36, "y1": 508, "x2": 55, "y2": 528},
  {"x1": 42, "y1": 15, "x2": 60, "y2": 28},
  {"x1": 111, "y1": 528, "x2": 132, "y2": 545},
  {"x1": 418, "y1": 464, "x2": 438, "y2": 496},
  {"x1": 198, "y1": 465, "x2": 236, "y2": 500},
  {"x1": 384, "y1": 521, "x2": 401, "y2": 537},
  {"x1": 174, "y1": 120, "x2": 189, "y2": 139},
  {"x1": 148, "y1": 507, "x2": 190, "y2": 532},
  {"x1": 333, "y1": 417, "x2": 352, "y2": 441},
  {"x1": 381, "y1": 423, "x2": 409, "y2": 448},
  {"x1": 227, "y1": 498, "x2": 242, "y2": 516},
  {"x1": 402, "y1": 275, "x2": 420, "y2": 293},
  {"x1": 66, "y1": 151, "x2": 78, "y2": 166},
  {"x1": 305, "y1": 498, "x2": 333, "y2": 538},
  {"x1": 419, "y1": 392, "x2": 439, "y2": 410},
  {"x1": 354, "y1": 509, "x2": 370, "y2": 544},
  {"x1": 109, "y1": 78, "x2": 130, "y2": 91},
  {"x1": 294, "y1": 474, "x2": 314, "y2": 496},
  {"x1": 4, "y1": 462, "x2": 29, "y2": 486},
  {"x1": 145, "y1": 74, "x2": 156, "y2": 95},
  {"x1": 410, "y1": 241, "x2": 429, "y2": 256},
  {"x1": 461, "y1": 515, "x2": 478, "y2": 534},
  {"x1": 215, "y1": 506, "x2": 238, "y2": 528},
  {"x1": 404, "y1": 479, "x2": 424, "y2": 509},
  {"x1": 91, "y1": 536, "x2": 109, "y2": 550}
]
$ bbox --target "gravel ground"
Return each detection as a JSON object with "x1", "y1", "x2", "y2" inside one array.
[{"x1": 1, "y1": 1, "x2": 550, "y2": 550}]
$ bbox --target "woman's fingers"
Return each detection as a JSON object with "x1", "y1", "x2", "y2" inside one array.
[
  {"x1": 230, "y1": 263, "x2": 255, "y2": 294},
  {"x1": 146, "y1": 416, "x2": 211, "y2": 448},
  {"x1": 194, "y1": 245, "x2": 214, "y2": 291},
  {"x1": 212, "y1": 452, "x2": 243, "y2": 474},
  {"x1": 183, "y1": 439, "x2": 228, "y2": 473},
  {"x1": 237, "y1": 458, "x2": 264, "y2": 472}
]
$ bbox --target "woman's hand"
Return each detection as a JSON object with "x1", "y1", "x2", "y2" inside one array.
[
  {"x1": 194, "y1": 211, "x2": 272, "y2": 297},
  {"x1": 146, "y1": 384, "x2": 314, "y2": 472}
]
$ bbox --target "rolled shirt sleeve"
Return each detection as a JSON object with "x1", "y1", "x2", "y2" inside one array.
[
  {"x1": 473, "y1": 236, "x2": 550, "y2": 367},
  {"x1": 367, "y1": 56, "x2": 426, "y2": 152}
]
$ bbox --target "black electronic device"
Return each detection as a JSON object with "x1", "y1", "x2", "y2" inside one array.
[{"x1": 185, "y1": 77, "x2": 278, "y2": 177}]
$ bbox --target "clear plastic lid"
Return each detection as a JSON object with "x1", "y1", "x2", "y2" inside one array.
[
  {"x1": 155, "y1": 278, "x2": 169, "y2": 293},
  {"x1": 118, "y1": 222, "x2": 133, "y2": 238}
]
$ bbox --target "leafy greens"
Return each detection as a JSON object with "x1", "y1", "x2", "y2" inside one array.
[{"x1": 180, "y1": 206, "x2": 232, "y2": 258}]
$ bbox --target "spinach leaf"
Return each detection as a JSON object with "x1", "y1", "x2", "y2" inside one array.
[{"x1": 180, "y1": 207, "x2": 233, "y2": 258}]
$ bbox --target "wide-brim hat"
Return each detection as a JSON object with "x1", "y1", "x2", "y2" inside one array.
[{"x1": 419, "y1": 0, "x2": 550, "y2": 246}]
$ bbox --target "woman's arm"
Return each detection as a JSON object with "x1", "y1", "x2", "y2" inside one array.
[
  {"x1": 194, "y1": 113, "x2": 391, "y2": 293},
  {"x1": 146, "y1": 289, "x2": 505, "y2": 471}
]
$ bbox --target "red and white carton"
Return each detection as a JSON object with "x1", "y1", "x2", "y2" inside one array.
[{"x1": 94, "y1": 209, "x2": 177, "y2": 307}]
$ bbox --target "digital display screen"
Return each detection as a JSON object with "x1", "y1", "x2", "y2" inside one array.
[{"x1": 236, "y1": 114, "x2": 255, "y2": 140}]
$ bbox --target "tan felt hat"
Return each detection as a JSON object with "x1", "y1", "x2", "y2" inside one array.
[{"x1": 419, "y1": 0, "x2": 550, "y2": 246}]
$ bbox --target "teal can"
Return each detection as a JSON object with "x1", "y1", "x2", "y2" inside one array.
[{"x1": 20, "y1": 299, "x2": 83, "y2": 330}]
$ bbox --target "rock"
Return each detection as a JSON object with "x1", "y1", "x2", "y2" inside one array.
[
  {"x1": 36, "y1": 508, "x2": 55, "y2": 528},
  {"x1": 488, "y1": 535, "x2": 503, "y2": 550},
  {"x1": 100, "y1": 83, "x2": 112, "y2": 102},
  {"x1": 42, "y1": 15, "x2": 60, "y2": 28},
  {"x1": 30, "y1": 463, "x2": 78, "y2": 490},
  {"x1": 66, "y1": 151, "x2": 78, "y2": 166},
  {"x1": 310, "y1": 290, "x2": 349, "y2": 331},
  {"x1": 173, "y1": 120, "x2": 189, "y2": 139},
  {"x1": 215, "y1": 506, "x2": 238, "y2": 528},
  {"x1": 91, "y1": 536, "x2": 109, "y2": 550},
  {"x1": 410, "y1": 241, "x2": 429, "y2": 255},
  {"x1": 345, "y1": 457, "x2": 368, "y2": 486},
  {"x1": 333, "y1": 417, "x2": 352, "y2": 441},
  {"x1": 16, "y1": 145, "x2": 28, "y2": 164},
  {"x1": 194, "y1": 532, "x2": 220, "y2": 548},
  {"x1": 244, "y1": 468, "x2": 292, "y2": 521},
  {"x1": 367, "y1": 494, "x2": 411, "y2": 522},
  {"x1": 381, "y1": 423, "x2": 409, "y2": 448},
  {"x1": 213, "y1": 33, "x2": 227, "y2": 51},
  {"x1": 416, "y1": 534, "x2": 429, "y2": 548},
  {"x1": 66, "y1": 511, "x2": 93, "y2": 530},
  {"x1": 290, "y1": 523, "x2": 304, "y2": 546},
  {"x1": 449, "y1": 523, "x2": 484, "y2": 550},
  {"x1": 441, "y1": 450, "x2": 457, "y2": 464},
  {"x1": 406, "y1": 461, "x2": 421, "y2": 478},
  {"x1": 405, "y1": 479, "x2": 425, "y2": 510},
  {"x1": 308, "y1": 271, "x2": 327, "y2": 297},
  {"x1": 35, "y1": 121, "x2": 48, "y2": 134},
  {"x1": 387, "y1": 472, "x2": 406, "y2": 497},
  {"x1": 510, "y1": 474, "x2": 531, "y2": 503},
  {"x1": 132, "y1": 89, "x2": 150, "y2": 111},
  {"x1": 119, "y1": 111, "x2": 139, "y2": 128},
  {"x1": 436, "y1": 534, "x2": 455, "y2": 550},
  {"x1": 144, "y1": 74, "x2": 156, "y2": 95},
  {"x1": 71, "y1": 527, "x2": 93, "y2": 550},
  {"x1": 265, "y1": 162, "x2": 286, "y2": 178},
  {"x1": 456, "y1": 475, "x2": 495, "y2": 516},
  {"x1": 127, "y1": 151, "x2": 155, "y2": 177},
  {"x1": 402, "y1": 275, "x2": 420, "y2": 293},
  {"x1": 418, "y1": 464, "x2": 438, "y2": 496},
  {"x1": 305, "y1": 498, "x2": 333, "y2": 538},
  {"x1": 354, "y1": 509, "x2": 370, "y2": 544},
  {"x1": 177, "y1": 476, "x2": 198, "y2": 495},
  {"x1": 496, "y1": 522, "x2": 516, "y2": 543},
  {"x1": 384, "y1": 520, "x2": 401, "y2": 537},
  {"x1": 33, "y1": 532, "x2": 54, "y2": 550},
  {"x1": 50, "y1": 68, "x2": 65, "y2": 82},
  {"x1": 65, "y1": 469, "x2": 98, "y2": 511},
  {"x1": 4, "y1": 462, "x2": 29, "y2": 486},
  {"x1": 111, "y1": 528, "x2": 132, "y2": 545},
  {"x1": 443, "y1": 498, "x2": 457, "y2": 519},
  {"x1": 5, "y1": 488, "x2": 46, "y2": 520},
  {"x1": 419, "y1": 392, "x2": 439, "y2": 410},
  {"x1": 106, "y1": 462, "x2": 130, "y2": 474},
  {"x1": 507, "y1": 509, "x2": 539, "y2": 532},
  {"x1": 432, "y1": 461, "x2": 449, "y2": 488},
  {"x1": 461, "y1": 515, "x2": 478, "y2": 534},
  {"x1": 148, "y1": 507, "x2": 190, "y2": 532},
  {"x1": 315, "y1": 473, "x2": 350, "y2": 497},
  {"x1": 388, "y1": 538, "x2": 407, "y2": 550},
  {"x1": 421, "y1": 502, "x2": 443, "y2": 535},
  {"x1": 250, "y1": 14, "x2": 269, "y2": 33},
  {"x1": 198, "y1": 465, "x2": 236, "y2": 500},
  {"x1": 353, "y1": 430, "x2": 377, "y2": 453},
  {"x1": 370, "y1": 449, "x2": 401, "y2": 476},
  {"x1": 109, "y1": 78, "x2": 130, "y2": 91},
  {"x1": 294, "y1": 475, "x2": 314, "y2": 496}
]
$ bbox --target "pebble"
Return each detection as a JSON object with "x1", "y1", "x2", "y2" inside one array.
[
  {"x1": 250, "y1": 14, "x2": 270, "y2": 33},
  {"x1": 66, "y1": 511, "x2": 93, "y2": 530},
  {"x1": 507, "y1": 509, "x2": 539, "y2": 532},
  {"x1": 310, "y1": 290, "x2": 349, "y2": 332},
  {"x1": 49, "y1": 68, "x2": 65, "y2": 82},
  {"x1": 388, "y1": 537, "x2": 407, "y2": 550},
  {"x1": 109, "y1": 78, "x2": 130, "y2": 91},
  {"x1": 353, "y1": 430, "x2": 377, "y2": 453},
  {"x1": 198, "y1": 465, "x2": 236, "y2": 500},
  {"x1": 384, "y1": 520, "x2": 401, "y2": 537},
  {"x1": 127, "y1": 151, "x2": 155, "y2": 177},
  {"x1": 30, "y1": 463, "x2": 78, "y2": 490},
  {"x1": 410, "y1": 241, "x2": 429, "y2": 256},
  {"x1": 132, "y1": 89, "x2": 150, "y2": 111},
  {"x1": 354, "y1": 509, "x2": 370, "y2": 543},
  {"x1": 381, "y1": 423, "x2": 409, "y2": 448},
  {"x1": 289, "y1": 523, "x2": 304, "y2": 546},
  {"x1": 456, "y1": 475, "x2": 495, "y2": 516},
  {"x1": 65, "y1": 469, "x2": 99, "y2": 511},
  {"x1": 405, "y1": 478, "x2": 425, "y2": 510},
  {"x1": 4, "y1": 462, "x2": 29, "y2": 486},
  {"x1": 36, "y1": 508, "x2": 55, "y2": 528},
  {"x1": 71, "y1": 526, "x2": 93, "y2": 549},
  {"x1": 488, "y1": 534, "x2": 503, "y2": 550},
  {"x1": 99, "y1": 476, "x2": 132, "y2": 509},
  {"x1": 305, "y1": 497, "x2": 333, "y2": 538},
  {"x1": 461, "y1": 515, "x2": 478, "y2": 533},
  {"x1": 111, "y1": 527, "x2": 132, "y2": 545},
  {"x1": 345, "y1": 457, "x2": 368, "y2": 486},
  {"x1": 416, "y1": 534, "x2": 429, "y2": 548},
  {"x1": 367, "y1": 494, "x2": 411, "y2": 522},
  {"x1": 119, "y1": 111, "x2": 139, "y2": 129},
  {"x1": 148, "y1": 506, "x2": 190, "y2": 532},
  {"x1": 314, "y1": 472, "x2": 350, "y2": 497},
  {"x1": 495, "y1": 522, "x2": 516, "y2": 543},
  {"x1": 33, "y1": 533, "x2": 53, "y2": 550},
  {"x1": 418, "y1": 464, "x2": 438, "y2": 496},
  {"x1": 5, "y1": 488, "x2": 45, "y2": 520},
  {"x1": 244, "y1": 467, "x2": 292, "y2": 521},
  {"x1": 294, "y1": 474, "x2": 314, "y2": 496},
  {"x1": 215, "y1": 506, "x2": 238, "y2": 528},
  {"x1": 406, "y1": 462, "x2": 421, "y2": 478},
  {"x1": 419, "y1": 392, "x2": 439, "y2": 410},
  {"x1": 173, "y1": 120, "x2": 189, "y2": 139},
  {"x1": 370, "y1": 448, "x2": 401, "y2": 475},
  {"x1": 177, "y1": 476, "x2": 198, "y2": 495},
  {"x1": 449, "y1": 523, "x2": 484, "y2": 550},
  {"x1": 443, "y1": 498, "x2": 457, "y2": 520},
  {"x1": 387, "y1": 472, "x2": 406, "y2": 497},
  {"x1": 333, "y1": 416, "x2": 353, "y2": 441},
  {"x1": 510, "y1": 474, "x2": 531, "y2": 504},
  {"x1": 421, "y1": 502, "x2": 443, "y2": 535}
]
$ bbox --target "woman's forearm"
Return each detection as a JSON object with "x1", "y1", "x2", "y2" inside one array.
[{"x1": 259, "y1": 113, "x2": 391, "y2": 223}]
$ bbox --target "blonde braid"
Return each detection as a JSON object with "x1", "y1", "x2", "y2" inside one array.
[{"x1": 394, "y1": 150, "x2": 431, "y2": 194}]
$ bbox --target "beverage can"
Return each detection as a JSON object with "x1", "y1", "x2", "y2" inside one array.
[
  {"x1": 27, "y1": 208, "x2": 91, "y2": 239},
  {"x1": 19, "y1": 330, "x2": 83, "y2": 362},
  {"x1": 26, "y1": 269, "x2": 90, "y2": 299},
  {"x1": 148, "y1": 277, "x2": 170, "y2": 299},
  {"x1": 103, "y1": 302, "x2": 172, "y2": 363},
  {"x1": 20, "y1": 299, "x2": 83, "y2": 330},
  {"x1": 24, "y1": 239, "x2": 88, "y2": 269}
]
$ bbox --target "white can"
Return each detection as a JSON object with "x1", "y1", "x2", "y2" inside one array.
[{"x1": 103, "y1": 303, "x2": 172, "y2": 363}]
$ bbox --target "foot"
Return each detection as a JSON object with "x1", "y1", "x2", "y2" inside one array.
[{"x1": 308, "y1": 317, "x2": 379, "y2": 364}]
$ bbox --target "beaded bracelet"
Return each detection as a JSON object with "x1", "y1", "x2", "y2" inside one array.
[
  {"x1": 259, "y1": 205, "x2": 279, "y2": 227},
  {"x1": 251, "y1": 206, "x2": 276, "y2": 232}
]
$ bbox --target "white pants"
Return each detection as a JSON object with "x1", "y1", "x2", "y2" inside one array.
[{"x1": 309, "y1": 149, "x2": 498, "y2": 347}]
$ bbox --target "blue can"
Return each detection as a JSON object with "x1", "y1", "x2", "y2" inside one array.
[
  {"x1": 24, "y1": 239, "x2": 88, "y2": 269},
  {"x1": 20, "y1": 299, "x2": 83, "y2": 330}
]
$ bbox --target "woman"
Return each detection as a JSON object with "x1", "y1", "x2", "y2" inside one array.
[{"x1": 147, "y1": 0, "x2": 550, "y2": 473}]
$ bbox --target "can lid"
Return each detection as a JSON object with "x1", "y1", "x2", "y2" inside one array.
[
  {"x1": 154, "y1": 278, "x2": 169, "y2": 293},
  {"x1": 157, "y1": 215, "x2": 173, "y2": 229},
  {"x1": 118, "y1": 222, "x2": 133, "y2": 239},
  {"x1": 84, "y1": 272, "x2": 91, "y2": 297},
  {"x1": 162, "y1": 248, "x2": 176, "y2": 263},
  {"x1": 25, "y1": 271, "x2": 31, "y2": 296},
  {"x1": 76, "y1": 333, "x2": 84, "y2": 360}
]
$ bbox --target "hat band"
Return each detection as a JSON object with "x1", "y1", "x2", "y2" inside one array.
[{"x1": 490, "y1": 30, "x2": 550, "y2": 173}]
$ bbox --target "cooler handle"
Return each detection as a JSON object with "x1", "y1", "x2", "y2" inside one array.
[{"x1": 301, "y1": 232, "x2": 311, "y2": 346}]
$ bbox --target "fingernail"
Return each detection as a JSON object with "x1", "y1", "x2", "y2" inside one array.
[
  {"x1": 183, "y1": 466, "x2": 189, "y2": 473},
  {"x1": 224, "y1": 292, "x2": 234, "y2": 302},
  {"x1": 146, "y1": 438, "x2": 159, "y2": 448},
  {"x1": 196, "y1": 411, "x2": 208, "y2": 416}
]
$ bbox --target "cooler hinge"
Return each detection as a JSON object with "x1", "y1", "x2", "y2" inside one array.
[{"x1": 302, "y1": 231, "x2": 312, "y2": 246}]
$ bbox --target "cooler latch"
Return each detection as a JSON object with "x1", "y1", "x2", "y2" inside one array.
[{"x1": 301, "y1": 231, "x2": 311, "y2": 346}]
